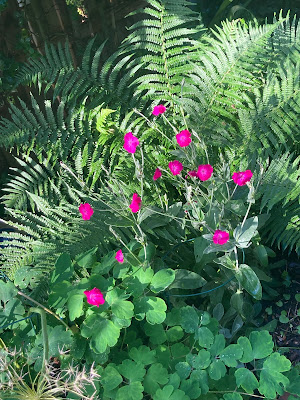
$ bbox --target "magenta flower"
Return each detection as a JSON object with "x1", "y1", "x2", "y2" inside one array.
[
  {"x1": 153, "y1": 168, "x2": 162, "y2": 181},
  {"x1": 115, "y1": 249, "x2": 124, "y2": 263},
  {"x1": 176, "y1": 130, "x2": 192, "y2": 147},
  {"x1": 129, "y1": 193, "x2": 142, "y2": 213},
  {"x1": 187, "y1": 170, "x2": 198, "y2": 177},
  {"x1": 232, "y1": 170, "x2": 253, "y2": 186},
  {"x1": 152, "y1": 104, "x2": 166, "y2": 116},
  {"x1": 79, "y1": 203, "x2": 94, "y2": 220},
  {"x1": 124, "y1": 132, "x2": 139, "y2": 154},
  {"x1": 197, "y1": 164, "x2": 213, "y2": 181},
  {"x1": 169, "y1": 160, "x2": 183, "y2": 176},
  {"x1": 84, "y1": 287, "x2": 105, "y2": 307},
  {"x1": 213, "y1": 230, "x2": 230, "y2": 245}
]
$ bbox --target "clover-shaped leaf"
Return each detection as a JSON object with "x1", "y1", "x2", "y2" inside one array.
[
  {"x1": 115, "y1": 382, "x2": 143, "y2": 400},
  {"x1": 259, "y1": 353, "x2": 291, "y2": 399},
  {"x1": 135, "y1": 296, "x2": 167, "y2": 324},
  {"x1": 143, "y1": 363, "x2": 169, "y2": 395},
  {"x1": 153, "y1": 385, "x2": 189, "y2": 400},
  {"x1": 235, "y1": 368, "x2": 259, "y2": 394},
  {"x1": 118, "y1": 359, "x2": 146, "y2": 382},
  {"x1": 106, "y1": 288, "x2": 134, "y2": 320},
  {"x1": 150, "y1": 269, "x2": 175, "y2": 293},
  {"x1": 129, "y1": 345, "x2": 157, "y2": 365}
]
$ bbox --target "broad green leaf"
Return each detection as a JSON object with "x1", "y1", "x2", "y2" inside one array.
[
  {"x1": 14, "y1": 267, "x2": 40, "y2": 289},
  {"x1": 234, "y1": 217, "x2": 258, "y2": 248},
  {"x1": 118, "y1": 360, "x2": 146, "y2": 382},
  {"x1": 166, "y1": 326, "x2": 184, "y2": 342},
  {"x1": 254, "y1": 245, "x2": 269, "y2": 267},
  {"x1": 81, "y1": 315, "x2": 120, "y2": 354},
  {"x1": 180, "y1": 378, "x2": 201, "y2": 399},
  {"x1": 101, "y1": 365, "x2": 123, "y2": 391},
  {"x1": 144, "y1": 323, "x2": 167, "y2": 344},
  {"x1": 219, "y1": 344, "x2": 243, "y2": 367},
  {"x1": 190, "y1": 370, "x2": 209, "y2": 394},
  {"x1": 48, "y1": 281, "x2": 71, "y2": 309},
  {"x1": 180, "y1": 306, "x2": 199, "y2": 333},
  {"x1": 115, "y1": 382, "x2": 143, "y2": 400},
  {"x1": 106, "y1": 289, "x2": 134, "y2": 320},
  {"x1": 249, "y1": 330, "x2": 274, "y2": 359},
  {"x1": 0, "y1": 280, "x2": 17, "y2": 303},
  {"x1": 67, "y1": 294, "x2": 84, "y2": 321},
  {"x1": 156, "y1": 345, "x2": 171, "y2": 367},
  {"x1": 150, "y1": 269, "x2": 175, "y2": 293},
  {"x1": 194, "y1": 236, "x2": 208, "y2": 263},
  {"x1": 138, "y1": 242, "x2": 156, "y2": 262},
  {"x1": 235, "y1": 368, "x2": 258, "y2": 394},
  {"x1": 165, "y1": 308, "x2": 181, "y2": 326},
  {"x1": 235, "y1": 264, "x2": 262, "y2": 300},
  {"x1": 237, "y1": 337, "x2": 253, "y2": 363},
  {"x1": 135, "y1": 296, "x2": 167, "y2": 324},
  {"x1": 51, "y1": 253, "x2": 73, "y2": 284},
  {"x1": 196, "y1": 327, "x2": 214, "y2": 348},
  {"x1": 175, "y1": 362, "x2": 192, "y2": 379},
  {"x1": 168, "y1": 373, "x2": 181, "y2": 390},
  {"x1": 75, "y1": 247, "x2": 98, "y2": 268},
  {"x1": 209, "y1": 360, "x2": 226, "y2": 380},
  {"x1": 259, "y1": 353, "x2": 291, "y2": 398},
  {"x1": 204, "y1": 241, "x2": 235, "y2": 254},
  {"x1": 169, "y1": 269, "x2": 206, "y2": 290},
  {"x1": 94, "y1": 251, "x2": 116, "y2": 274},
  {"x1": 213, "y1": 303, "x2": 224, "y2": 321},
  {"x1": 191, "y1": 349, "x2": 211, "y2": 369},
  {"x1": 143, "y1": 363, "x2": 169, "y2": 395},
  {"x1": 153, "y1": 385, "x2": 189, "y2": 400},
  {"x1": 129, "y1": 346, "x2": 157, "y2": 365},
  {"x1": 171, "y1": 343, "x2": 190, "y2": 359},
  {"x1": 209, "y1": 334, "x2": 225, "y2": 357}
]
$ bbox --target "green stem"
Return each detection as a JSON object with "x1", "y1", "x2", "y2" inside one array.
[
  {"x1": 17, "y1": 291, "x2": 70, "y2": 331},
  {"x1": 209, "y1": 391, "x2": 264, "y2": 398},
  {"x1": 241, "y1": 200, "x2": 252, "y2": 228},
  {"x1": 30, "y1": 308, "x2": 49, "y2": 370}
]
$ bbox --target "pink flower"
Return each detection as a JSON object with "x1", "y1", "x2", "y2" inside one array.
[
  {"x1": 124, "y1": 132, "x2": 139, "y2": 154},
  {"x1": 115, "y1": 249, "x2": 124, "y2": 263},
  {"x1": 152, "y1": 104, "x2": 166, "y2": 116},
  {"x1": 79, "y1": 203, "x2": 94, "y2": 220},
  {"x1": 197, "y1": 164, "x2": 213, "y2": 181},
  {"x1": 187, "y1": 170, "x2": 198, "y2": 177},
  {"x1": 232, "y1": 170, "x2": 253, "y2": 186},
  {"x1": 213, "y1": 230, "x2": 230, "y2": 245},
  {"x1": 176, "y1": 130, "x2": 191, "y2": 147},
  {"x1": 153, "y1": 168, "x2": 162, "y2": 181},
  {"x1": 129, "y1": 193, "x2": 142, "y2": 213},
  {"x1": 84, "y1": 287, "x2": 105, "y2": 307},
  {"x1": 169, "y1": 160, "x2": 183, "y2": 176}
]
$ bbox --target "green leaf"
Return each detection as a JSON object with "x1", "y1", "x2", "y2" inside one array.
[
  {"x1": 175, "y1": 362, "x2": 192, "y2": 380},
  {"x1": 75, "y1": 247, "x2": 98, "y2": 268},
  {"x1": 219, "y1": 344, "x2": 243, "y2": 367},
  {"x1": 171, "y1": 343, "x2": 190, "y2": 359},
  {"x1": 237, "y1": 337, "x2": 253, "y2": 363},
  {"x1": 118, "y1": 360, "x2": 146, "y2": 382},
  {"x1": 259, "y1": 353, "x2": 291, "y2": 398},
  {"x1": 67, "y1": 294, "x2": 84, "y2": 321},
  {"x1": 213, "y1": 303, "x2": 224, "y2": 321},
  {"x1": 135, "y1": 296, "x2": 167, "y2": 324},
  {"x1": 235, "y1": 264, "x2": 262, "y2": 300},
  {"x1": 0, "y1": 280, "x2": 17, "y2": 302},
  {"x1": 115, "y1": 382, "x2": 143, "y2": 400},
  {"x1": 106, "y1": 289, "x2": 134, "y2": 320},
  {"x1": 249, "y1": 330, "x2": 274, "y2": 359},
  {"x1": 254, "y1": 245, "x2": 269, "y2": 267},
  {"x1": 48, "y1": 281, "x2": 71, "y2": 309},
  {"x1": 194, "y1": 236, "x2": 208, "y2": 263},
  {"x1": 81, "y1": 315, "x2": 120, "y2": 354},
  {"x1": 129, "y1": 345, "x2": 157, "y2": 365},
  {"x1": 101, "y1": 365, "x2": 123, "y2": 391},
  {"x1": 223, "y1": 394, "x2": 243, "y2": 400},
  {"x1": 180, "y1": 378, "x2": 201, "y2": 399},
  {"x1": 150, "y1": 269, "x2": 175, "y2": 293},
  {"x1": 209, "y1": 360, "x2": 226, "y2": 380},
  {"x1": 235, "y1": 368, "x2": 259, "y2": 394},
  {"x1": 14, "y1": 267, "x2": 41, "y2": 289},
  {"x1": 169, "y1": 269, "x2": 206, "y2": 289},
  {"x1": 51, "y1": 253, "x2": 73, "y2": 285},
  {"x1": 196, "y1": 327, "x2": 214, "y2": 348},
  {"x1": 153, "y1": 385, "x2": 190, "y2": 400},
  {"x1": 190, "y1": 349, "x2": 211, "y2": 369},
  {"x1": 234, "y1": 217, "x2": 258, "y2": 248},
  {"x1": 143, "y1": 363, "x2": 169, "y2": 395},
  {"x1": 180, "y1": 306, "x2": 199, "y2": 333},
  {"x1": 190, "y1": 370, "x2": 209, "y2": 394},
  {"x1": 166, "y1": 326, "x2": 184, "y2": 342},
  {"x1": 209, "y1": 334, "x2": 225, "y2": 357},
  {"x1": 144, "y1": 322, "x2": 167, "y2": 344}
]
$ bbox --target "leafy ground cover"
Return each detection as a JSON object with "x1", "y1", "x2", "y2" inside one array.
[{"x1": 0, "y1": 0, "x2": 299, "y2": 399}]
